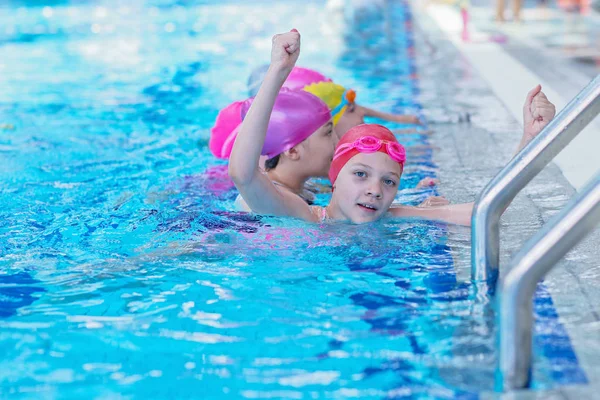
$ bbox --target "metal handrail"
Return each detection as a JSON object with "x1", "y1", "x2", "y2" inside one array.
[
  {"x1": 498, "y1": 171, "x2": 600, "y2": 390},
  {"x1": 471, "y1": 75, "x2": 600, "y2": 284}
]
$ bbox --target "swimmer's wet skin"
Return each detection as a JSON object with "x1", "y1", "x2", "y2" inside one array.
[{"x1": 229, "y1": 30, "x2": 557, "y2": 226}]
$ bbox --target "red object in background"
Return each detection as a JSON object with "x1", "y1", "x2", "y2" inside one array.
[{"x1": 558, "y1": 0, "x2": 591, "y2": 14}]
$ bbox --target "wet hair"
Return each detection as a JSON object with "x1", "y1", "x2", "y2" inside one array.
[{"x1": 264, "y1": 155, "x2": 280, "y2": 171}]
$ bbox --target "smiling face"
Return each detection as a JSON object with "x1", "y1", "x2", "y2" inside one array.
[{"x1": 331, "y1": 151, "x2": 403, "y2": 223}]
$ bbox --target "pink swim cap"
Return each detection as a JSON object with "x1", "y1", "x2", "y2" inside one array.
[
  {"x1": 210, "y1": 90, "x2": 332, "y2": 159},
  {"x1": 209, "y1": 101, "x2": 244, "y2": 159},
  {"x1": 284, "y1": 67, "x2": 332, "y2": 91},
  {"x1": 329, "y1": 124, "x2": 406, "y2": 186},
  {"x1": 247, "y1": 65, "x2": 332, "y2": 97}
]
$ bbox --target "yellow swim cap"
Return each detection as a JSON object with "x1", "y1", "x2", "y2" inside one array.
[{"x1": 303, "y1": 82, "x2": 356, "y2": 126}]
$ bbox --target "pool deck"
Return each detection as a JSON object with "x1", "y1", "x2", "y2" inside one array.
[
  {"x1": 422, "y1": 2, "x2": 600, "y2": 191},
  {"x1": 412, "y1": 2, "x2": 600, "y2": 398}
]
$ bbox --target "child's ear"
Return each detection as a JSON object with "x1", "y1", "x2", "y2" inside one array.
[{"x1": 284, "y1": 146, "x2": 301, "y2": 161}]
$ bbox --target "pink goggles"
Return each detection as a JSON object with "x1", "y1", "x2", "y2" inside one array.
[{"x1": 333, "y1": 135, "x2": 406, "y2": 164}]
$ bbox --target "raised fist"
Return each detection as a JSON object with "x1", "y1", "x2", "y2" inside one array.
[
  {"x1": 270, "y1": 29, "x2": 301, "y2": 74},
  {"x1": 523, "y1": 84, "x2": 556, "y2": 141}
]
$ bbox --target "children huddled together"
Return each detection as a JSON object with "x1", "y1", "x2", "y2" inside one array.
[{"x1": 209, "y1": 29, "x2": 556, "y2": 226}]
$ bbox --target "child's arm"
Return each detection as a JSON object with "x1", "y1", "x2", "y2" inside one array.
[
  {"x1": 388, "y1": 86, "x2": 556, "y2": 227},
  {"x1": 228, "y1": 30, "x2": 316, "y2": 221},
  {"x1": 360, "y1": 105, "x2": 422, "y2": 125},
  {"x1": 417, "y1": 195, "x2": 449, "y2": 207},
  {"x1": 390, "y1": 203, "x2": 473, "y2": 226}
]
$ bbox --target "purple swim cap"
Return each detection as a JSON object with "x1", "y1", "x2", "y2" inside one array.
[
  {"x1": 247, "y1": 66, "x2": 332, "y2": 97},
  {"x1": 210, "y1": 90, "x2": 331, "y2": 159}
]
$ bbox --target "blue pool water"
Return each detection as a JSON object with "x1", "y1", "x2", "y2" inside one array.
[{"x1": 0, "y1": 0, "x2": 586, "y2": 398}]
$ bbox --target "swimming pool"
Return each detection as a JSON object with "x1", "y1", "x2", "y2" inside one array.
[{"x1": 0, "y1": 0, "x2": 587, "y2": 398}]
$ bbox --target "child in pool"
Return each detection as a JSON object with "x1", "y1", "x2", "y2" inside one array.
[
  {"x1": 211, "y1": 87, "x2": 338, "y2": 206},
  {"x1": 228, "y1": 30, "x2": 556, "y2": 225},
  {"x1": 247, "y1": 64, "x2": 422, "y2": 139},
  {"x1": 211, "y1": 68, "x2": 441, "y2": 208}
]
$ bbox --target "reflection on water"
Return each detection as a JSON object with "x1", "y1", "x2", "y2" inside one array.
[{"x1": 0, "y1": 0, "x2": 591, "y2": 398}]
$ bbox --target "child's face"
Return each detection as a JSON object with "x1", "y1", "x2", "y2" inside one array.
[
  {"x1": 301, "y1": 120, "x2": 337, "y2": 178},
  {"x1": 335, "y1": 103, "x2": 365, "y2": 139},
  {"x1": 332, "y1": 152, "x2": 402, "y2": 224}
]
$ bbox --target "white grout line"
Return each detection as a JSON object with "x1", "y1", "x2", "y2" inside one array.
[{"x1": 424, "y1": 4, "x2": 600, "y2": 191}]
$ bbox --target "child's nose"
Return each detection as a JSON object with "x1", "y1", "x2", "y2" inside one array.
[{"x1": 366, "y1": 182, "x2": 383, "y2": 199}]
